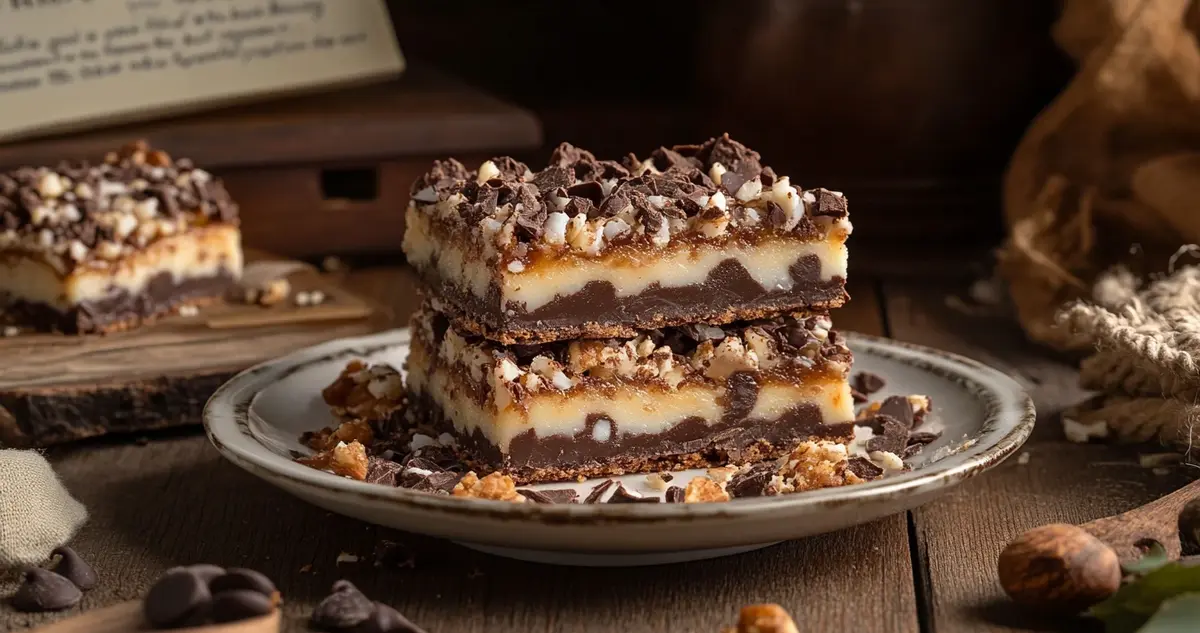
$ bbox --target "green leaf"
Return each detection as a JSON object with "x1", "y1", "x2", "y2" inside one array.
[
  {"x1": 1090, "y1": 563, "x2": 1200, "y2": 633},
  {"x1": 1124, "y1": 542, "x2": 1171, "y2": 577},
  {"x1": 1136, "y1": 593, "x2": 1200, "y2": 632}
]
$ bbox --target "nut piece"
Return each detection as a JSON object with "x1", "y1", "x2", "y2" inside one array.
[
  {"x1": 727, "y1": 604, "x2": 800, "y2": 633},
  {"x1": 297, "y1": 441, "x2": 369, "y2": 481},
  {"x1": 320, "y1": 360, "x2": 405, "y2": 422},
  {"x1": 997, "y1": 523, "x2": 1121, "y2": 611},
  {"x1": 256, "y1": 278, "x2": 291, "y2": 306},
  {"x1": 452, "y1": 472, "x2": 526, "y2": 503},
  {"x1": 683, "y1": 476, "x2": 730, "y2": 503}
]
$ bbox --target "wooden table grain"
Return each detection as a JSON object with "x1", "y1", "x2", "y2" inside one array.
[{"x1": 1, "y1": 267, "x2": 1191, "y2": 633}]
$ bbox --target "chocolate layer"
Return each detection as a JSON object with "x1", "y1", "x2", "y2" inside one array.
[
  {"x1": 406, "y1": 392, "x2": 855, "y2": 485},
  {"x1": 419, "y1": 252, "x2": 847, "y2": 344},
  {"x1": 3, "y1": 269, "x2": 235, "y2": 334}
]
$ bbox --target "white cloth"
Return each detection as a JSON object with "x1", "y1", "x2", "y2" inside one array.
[{"x1": 0, "y1": 450, "x2": 87, "y2": 569}]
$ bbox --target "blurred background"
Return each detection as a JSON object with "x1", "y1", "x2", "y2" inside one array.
[{"x1": 0, "y1": 0, "x2": 1073, "y2": 277}]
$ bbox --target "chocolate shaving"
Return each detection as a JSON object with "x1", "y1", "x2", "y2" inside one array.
[
  {"x1": 584, "y1": 479, "x2": 616, "y2": 503},
  {"x1": 847, "y1": 457, "x2": 884, "y2": 481},
  {"x1": 607, "y1": 483, "x2": 660, "y2": 503},
  {"x1": 518, "y1": 488, "x2": 579, "y2": 504},
  {"x1": 853, "y1": 371, "x2": 886, "y2": 395},
  {"x1": 664, "y1": 486, "x2": 685, "y2": 503}
]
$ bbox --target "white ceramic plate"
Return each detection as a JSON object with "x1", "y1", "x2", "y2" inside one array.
[{"x1": 204, "y1": 329, "x2": 1033, "y2": 566}]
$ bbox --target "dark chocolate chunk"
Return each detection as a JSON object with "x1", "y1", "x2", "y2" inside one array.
[
  {"x1": 9, "y1": 568, "x2": 82, "y2": 612},
  {"x1": 180, "y1": 563, "x2": 225, "y2": 585},
  {"x1": 851, "y1": 387, "x2": 869, "y2": 404},
  {"x1": 728, "y1": 463, "x2": 777, "y2": 498},
  {"x1": 719, "y1": 170, "x2": 746, "y2": 197},
  {"x1": 351, "y1": 602, "x2": 428, "y2": 633},
  {"x1": 584, "y1": 479, "x2": 616, "y2": 503},
  {"x1": 907, "y1": 431, "x2": 941, "y2": 446},
  {"x1": 597, "y1": 191, "x2": 629, "y2": 217},
  {"x1": 144, "y1": 569, "x2": 212, "y2": 628},
  {"x1": 658, "y1": 473, "x2": 674, "y2": 483},
  {"x1": 759, "y1": 166, "x2": 778, "y2": 187},
  {"x1": 403, "y1": 457, "x2": 444, "y2": 473},
  {"x1": 211, "y1": 589, "x2": 273, "y2": 623},
  {"x1": 365, "y1": 458, "x2": 404, "y2": 487},
  {"x1": 563, "y1": 196, "x2": 595, "y2": 218},
  {"x1": 313, "y1": 580, "x2": 375, "y2": 629},
  {"x1": 766, "y1": 201, "x2": 787, "y2": 228},
  {"x1": 608, "y1": 483, "x2": 659, "y2": 503},
  {"x1": 664, "y1": 486, "x2": 685, "y2": 503},
  {"x1": 847, "y1": 457, "x2": 884, "y2": 480},
  {"x1": 707, "y1": 135, "x2": 762, "y2": 180},
  {"x1": 877, "y1": 396, "x2": 915, "y2": 428},
  {"x1": 650, "y1": 146, "x2": 701, "y2": 172},
  {"x1": 866, "y1": 416, "x2": 910, "y2": 456},
  {"x1": 723, "y1": 372, "x2": 760, "y2": 424},
  {"x1": 532, "y1": 166, "x2": 573, "y2": 192},
  {"x1": 813, "y1": 189, "x2": 848, "y2": 218},
  {"x1": 209, "y1": 568, "x2": 276, "y2": 598},
  {"x1": 902, "y1": 444, "x2": 925, "y2": 460},
  {"x1": 565, "y1": 180, "x2": 605, "y2": 206},
  {"x1": 518, "y1": 488, "x2": 579, "y2": 504},
  {"x1": 51, "y1": 546, "x2": 97, "y2": 591},
  {"x1": 853, "y1": 371, "x2": 886, "y2": 395},
  {"x1": 411, "y1": 471, "x2": 461, "y2": 494}
]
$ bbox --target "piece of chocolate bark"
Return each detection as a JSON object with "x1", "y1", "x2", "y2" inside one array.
[
  {"x1": 402, "y1": 302, "x2": 857, "y2": 484},
  {"x1": 0, "y1": 141, "x2": 242, "y2": 333},
  {"x1": 402, "y1": 134, "x2": 851, "y2": 344}
]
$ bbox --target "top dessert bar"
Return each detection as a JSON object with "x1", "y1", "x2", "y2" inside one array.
[
  {"x1": 403, "y1": 135, "x2": 851, "y2": 344},
  {"x1": 0, "y1": 142, "x2": 242, "y2": 333}
]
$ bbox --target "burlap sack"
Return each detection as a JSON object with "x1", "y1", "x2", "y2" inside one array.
[
  {"x1": 1000, "y1": 0, "x2": 1200, "y2": 349},
  {"x1": 0, "y1": 450, "x2": 88, "y2": 568}
]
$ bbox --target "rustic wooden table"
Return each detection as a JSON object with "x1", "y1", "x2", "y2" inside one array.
[{"x1": 2, "y1": 265, "x2": 1192, "y2": 633}]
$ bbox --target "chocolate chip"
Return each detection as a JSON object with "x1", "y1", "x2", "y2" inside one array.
[
  {"x1": 853, "y1": 371, "x2": 886, "y2": 395},
  {"x1": 851, "y1": 387, "x2": 869, "y2": 404},
  {"x1": 51, "y1": 546, "x2": 97, "y2": 591},
  {"x1": 518, "y1": 488, "x2": 579, "y2": 504},
  {"x1": 728, "y1": 463, "x2": 777, "y2": 498},
  {"x1": 813, "y1": 189, "x2": 848, "y2": 218},
  {"x1": 723, "y1": 372, "x2": 759, "y2": 423},
  {"x1": 351, "y1": 602, "x2": 427, "y2": 633},
  {"x1": 847, "y1": 457, "x2": 884, "y2": 480},
  {"x1": 313, "y1": 580, "x2": 375, "y2": 629},
  {"x1": 10, "y1": 568, "x2": 82, "y2": 612},
  {"x1": 211, "y1": 589, "x2": 273, "y2": 623},
  {"x1": 584, "y1": 479, "x2": 616, "y2": 503},
  {"x1": 144, "y1": 569, "x2": 211, "y2": 628},
  {"x1": 664, "y1": 486, "x2": 685, "y2": 503},
  {"x1": 185, "y1": 564, "x2": 226, "y2": 585},
  {"x1": 532, "y1": 166, "x2": 573, "y2": 192},
  {"x1": 366, "y1": 458, "x2": 404, "y2": 487},
  {"x1": 608, "y1": 483, "x2": 659, "y2": 503},
  {"x1": 866, "y1": 416, "x2": 909, "y2": 455},
  {"x1": 877, "y1": 396, "x2": 915, "y2": 428},
  {"x1": 210, "y1": 568, "x2": 276, "y2": 598}
]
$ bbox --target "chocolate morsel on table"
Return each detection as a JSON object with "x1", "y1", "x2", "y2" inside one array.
[
  {"x1": 9, "y1": 568, "x2": 82, "y2": 613},
  {"x1": 51, "y1": 545, "x2": 97, "y2": 591}
]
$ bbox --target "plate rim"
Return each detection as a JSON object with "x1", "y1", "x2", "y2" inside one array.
[{"x1": 203, "y1": 328, "x2": 1035, "y2": 526}]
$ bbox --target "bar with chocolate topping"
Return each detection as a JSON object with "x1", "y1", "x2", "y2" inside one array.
[
  {"x1": 0, "y1": 141, "x2": 243, "y2": 333},
  {"x1": 404, "y1": 302, "x2": 856, "y2": 484},
  {"x1": 402, "y1": 135, "x2": 851, "y2": 345}
]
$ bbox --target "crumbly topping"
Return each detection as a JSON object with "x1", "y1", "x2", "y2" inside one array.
[
  {"x1": 683, "y1": 476, "x2": 731, "y2": 503},
  {"x1": 302, "y1": 419, "x2": 376, "y2": 452},
  {"x1": 297, "y1": 440, "x2": 369, "y2": 481},
  {"x1": 415, "y1": 304, "x2": 850, "y2": 408},
  {"x1": 407, "y1": 135, "x2": 850, "y2": 264},
  {"x1": 451, "y1": 471, "x2": 526, "y2": 503},
  {"x1": 321, "y1": 360, "x2": 406, "y2": 422},
  {"x1": 774, "y1": 441, "x2": 854, "y2": 493},
  {"x1": 0, "y1": 141, "x2": 239, "y2": 271}
]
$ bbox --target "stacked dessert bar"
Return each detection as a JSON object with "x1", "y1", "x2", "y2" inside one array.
[
  {"x1": 401, "y1": 135, "x2": 856, "y2": 484},
  {"x1": 0, "y1": 141, "x2": 242, "y2": 333}
]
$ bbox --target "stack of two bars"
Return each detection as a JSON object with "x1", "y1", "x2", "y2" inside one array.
[{"x1": 401, "y1": 135, "x2": 858, "y2": 486}]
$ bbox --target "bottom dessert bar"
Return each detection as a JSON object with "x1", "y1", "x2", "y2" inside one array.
[{"x1": 403, "y1": 303, "x2": 856, "y2": 484}]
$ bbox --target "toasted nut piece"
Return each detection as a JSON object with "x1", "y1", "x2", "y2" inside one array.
[
  {"x1": 256, "y1": 278, "x2": 290, "y2": 306},
  {"x1": 683, "y1": 476, "x2": 730, "y2": 503},
  {"x1": 298, "y1": 441, "x2": 368, "y2": 481},
  {"x1": 452, "y1": 472, "x2": 526, "y2": 503}
]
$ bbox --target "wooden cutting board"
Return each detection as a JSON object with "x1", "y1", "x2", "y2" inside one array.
[{"x1": 0, "y1": 252, "x2": 389, "y2": 448}]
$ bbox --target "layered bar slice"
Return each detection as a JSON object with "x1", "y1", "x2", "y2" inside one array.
[
  {"x1": 402, "y1": 135, "x2": 851, "y2": 344},
  {"x1": 0, "y1": 142, "x2": 243, "y2": 333},
  {"x1": 404, "y1": 302, "x2": 856, "y2": 484}
]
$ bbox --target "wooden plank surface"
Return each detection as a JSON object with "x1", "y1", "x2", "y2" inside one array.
[
  {"x1": 883, "y1": 281, "x2": 1196, "y2": 632},
  {"x1": 0, "y1": 273, "x2": 918, "y2": 633}
]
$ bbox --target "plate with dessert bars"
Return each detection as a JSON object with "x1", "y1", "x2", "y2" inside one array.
[{"x1": 205, "y1": 136, "x2": 1034, "y2": 565}]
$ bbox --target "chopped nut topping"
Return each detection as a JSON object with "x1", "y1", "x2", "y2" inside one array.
[
  {"x1": 298, "y1": 440, "x2": 369, "y2": 481},
  {"x1": 321, "y1": 361, "x2": 406, "y2": 422},
  {"x1": 683, "y1": 476, "x2": 730, "y2": 503},
  {"x1": 451, "y1": 472, "x2": 526, "y2": 503}
]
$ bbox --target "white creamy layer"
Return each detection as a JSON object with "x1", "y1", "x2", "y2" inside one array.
[
  {"x1": 408, "y1": 337, "x2": 854, "y2": 454},
  {"x1": 404, "y1": 208, "x2": 849, "y2": 314},
  {"x1": 0, "y1": 225, "x2": 243, "y2": 310}
]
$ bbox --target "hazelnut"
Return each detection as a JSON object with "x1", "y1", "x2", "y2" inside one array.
[
  {"x1": 997, "y1": 523, "x2": 1121, "y2": 611},
  {"x1": 730, "y1": 604, "x2": 799, "y2": 633}
]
